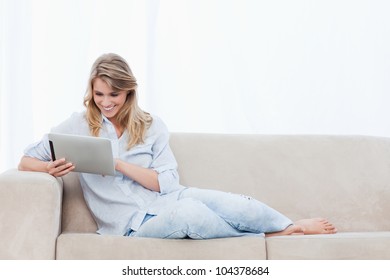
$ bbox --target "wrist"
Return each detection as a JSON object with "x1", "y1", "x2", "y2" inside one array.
[{"x1": 114, "y1": 159, "x2": 122, "y2": 171}]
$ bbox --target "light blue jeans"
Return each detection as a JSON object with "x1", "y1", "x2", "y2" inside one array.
[{"x1": 127, "y1": 188, "x2": 292, "y2": 239}]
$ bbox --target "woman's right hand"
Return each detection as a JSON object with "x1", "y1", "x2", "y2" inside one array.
[{"x1": 46, "y1": 158, "x2": 75, "y2": 177}]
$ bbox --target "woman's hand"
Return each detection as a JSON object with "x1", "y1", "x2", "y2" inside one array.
[
  {"x1": 46, "y1": 158, "x2": 75, "y2": 177},
  {"x1": 115, "y1": 159, "x2": 160, "y2": 192},
  {"x1": 19, "y1": 156, "x2": 75, "y2": 177}
]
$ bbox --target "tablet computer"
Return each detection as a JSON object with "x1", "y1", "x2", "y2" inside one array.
[{"x1": 48, "y1": 133, "x2": 116, "y2": 176}]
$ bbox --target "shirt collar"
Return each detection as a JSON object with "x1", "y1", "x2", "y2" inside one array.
[{"x1": 101, "y1": 114, "x2": 111, "y2": 124}]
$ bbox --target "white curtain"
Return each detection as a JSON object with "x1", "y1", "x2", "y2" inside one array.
[
  {"x1": 1, "y1": 0, "x2": 33, "y2": 172},
  {"x1": 2, "y1": 0, "x2": 390, "y2": 172}
]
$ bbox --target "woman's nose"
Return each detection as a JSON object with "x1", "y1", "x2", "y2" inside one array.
[{"x1": 101, "y1": 96, "x2": 112, "y2": 105}]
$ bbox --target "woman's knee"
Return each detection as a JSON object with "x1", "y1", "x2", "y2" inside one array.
[{"x1": 170, "y1": 198, "x2": 210, "y2": 221}]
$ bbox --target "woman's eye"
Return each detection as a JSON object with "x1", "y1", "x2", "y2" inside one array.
[{"x1": 94, "y1": 92, "x2": 119, "y2": 97}]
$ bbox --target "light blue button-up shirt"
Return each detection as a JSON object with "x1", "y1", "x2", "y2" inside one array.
[{"x1": 24, "y1": 112, "x2": 185, "y2": 235}]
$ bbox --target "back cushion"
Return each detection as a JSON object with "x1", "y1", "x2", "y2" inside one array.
[{"x1": 61, "y1": 172, "x2": 97, "y2": 233}]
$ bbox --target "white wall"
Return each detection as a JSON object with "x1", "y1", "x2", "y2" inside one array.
[{"x1": 1, "y1": 0, "x2": 390, "y2": 172}]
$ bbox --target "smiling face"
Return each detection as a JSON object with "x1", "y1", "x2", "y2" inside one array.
[{"x1": 92, "y1": 77, "x2": 128, "y2": 122}]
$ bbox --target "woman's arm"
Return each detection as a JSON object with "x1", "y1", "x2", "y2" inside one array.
[
  {"x1": 18, "y1": 156, "x2": 75, "y2": 177},
  {"x1": 115, "y1": 159, "x2": 160, "y2": 192}
]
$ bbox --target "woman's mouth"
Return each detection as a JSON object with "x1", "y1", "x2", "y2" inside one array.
[{"x1": 103, "y1": 105, "x2": 116, "y2": 112}]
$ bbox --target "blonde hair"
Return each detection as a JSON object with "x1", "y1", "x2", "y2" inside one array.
[{"x1": 83, "y1": 53, "x2": 152, "y2": 149}]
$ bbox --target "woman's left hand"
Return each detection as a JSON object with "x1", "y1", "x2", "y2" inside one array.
[{"x1": 114, "y1": 158, "x2": 160, "y2": 192}]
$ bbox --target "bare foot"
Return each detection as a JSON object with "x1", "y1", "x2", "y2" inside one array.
[
  {"x1": 265, "y1": 218, "x2": 337, "y2": 237},
  {"x1": 265, "y1": 224, "x2": 304, "y2": 237},
  {"x1": 295, "y1": 218, "x2": 337, "y2": 234}
]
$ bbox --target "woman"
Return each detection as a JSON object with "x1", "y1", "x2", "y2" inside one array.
[{"x1": 19, "y1": 53, "x2": 337, "y2": 238}]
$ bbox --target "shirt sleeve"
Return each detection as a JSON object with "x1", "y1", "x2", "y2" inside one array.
[
  {"x1": 150, "y1": 118, "x2": 182, "y2": 195},
  {"x1": 23, "y1": 134, "x2": 52, "y2": 162}
]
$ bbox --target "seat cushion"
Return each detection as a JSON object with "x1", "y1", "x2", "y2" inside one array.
[
  {"x1": 266, "y1": 232, "x2": 390, "y2": 259},
  {"x1": 56, "y1": 233, "x2": 266, "y2": 260}
]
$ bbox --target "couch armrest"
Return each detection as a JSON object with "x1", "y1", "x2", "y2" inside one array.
[{"x1": 0, "y1": 169, "x2": 63, "y2": 259}]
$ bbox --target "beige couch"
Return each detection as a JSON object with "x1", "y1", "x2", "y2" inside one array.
[{"x1": 1, "y1": 133, "x2": 390, "y2": 260}]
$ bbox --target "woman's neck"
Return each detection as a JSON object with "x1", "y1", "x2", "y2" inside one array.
[{"x1": 109, "y1": 118, "x2": 124, "y2": 138}]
